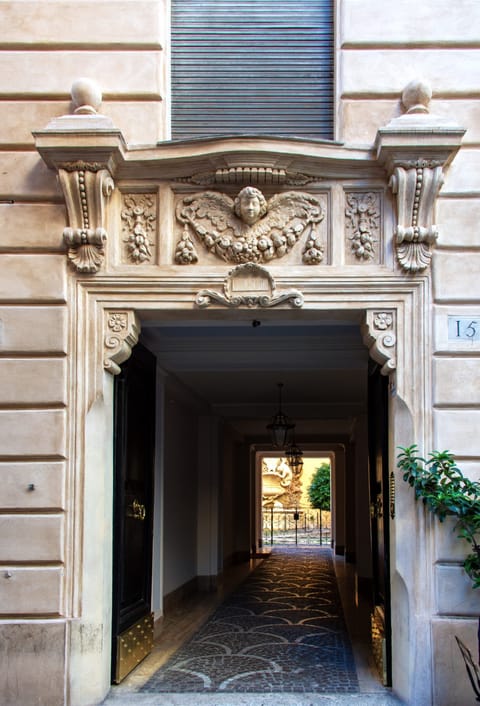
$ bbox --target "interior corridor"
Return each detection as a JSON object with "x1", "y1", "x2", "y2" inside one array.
[{"x1": 108, "y1": 313, "x2": 400, "y2": 703}]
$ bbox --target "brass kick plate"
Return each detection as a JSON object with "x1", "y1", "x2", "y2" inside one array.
[
  {"x1": 371, "y1": 606, "x2": 387, "y2": 686},
  {"x1": 114, "y1": 613, "x2": 154, "y2": 683}
]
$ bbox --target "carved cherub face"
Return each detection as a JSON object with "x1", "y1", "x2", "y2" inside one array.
[{"x1": 234, "y1": 187, "x2": 268, "y2": 225}]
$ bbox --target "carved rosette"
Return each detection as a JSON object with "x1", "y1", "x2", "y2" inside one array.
[
  {"x1": 389, "y1": 160, "x2": 443, "y2": 273},
  {"x1": 361, "y1": 310, "x2": 397, "y2": 374},
  {"x1": 104, "y1": 310, "x2": 140, "y2": 374},
  {"x1": 121, "y1": 193, "x2": 156, "y2": 264},
  {"x1": 59, "y1": 161, "x2": 114, "y2": 273},
  {"x1": 195, "y1": 263, "x2": 304, "y2": 309},
  {"x1": 345, "y1": 192, "x2": 380, "y2": 262}
]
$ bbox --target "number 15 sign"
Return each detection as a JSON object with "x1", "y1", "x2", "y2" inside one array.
[{"x1": 448, "y1": 316, "x2": 480, "y2": 341}]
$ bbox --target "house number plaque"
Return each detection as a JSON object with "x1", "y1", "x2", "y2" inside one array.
[{"x1": 448, "y1": 316, "x2": 480, "y2": 341}]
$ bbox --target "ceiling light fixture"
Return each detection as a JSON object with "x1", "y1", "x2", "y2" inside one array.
[
  {"x1": 267, "y1": 382, "x2": 295, "y2": 449},
  {"x1": 286, "y1": 434, "x2": 304, "y2": 476}
]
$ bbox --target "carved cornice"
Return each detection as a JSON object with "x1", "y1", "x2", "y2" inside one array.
[
  {"x1": 59, "y1": 162, "x2": 114, "y2": 273},
  {"x1": 361, "y1": 310, "x2": 397, "y2": 374},
  {"x1": 195, "y1": 263, "x2": 304, "y2": 309},
  {"x1": 104, "y1": 310, "x2": 140, "y2": 374}
]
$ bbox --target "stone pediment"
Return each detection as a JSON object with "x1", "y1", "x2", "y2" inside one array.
[{"x1": 34, "y1": 79, "x2": 465, "y2": 275}]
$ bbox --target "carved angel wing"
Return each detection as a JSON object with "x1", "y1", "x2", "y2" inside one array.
[
  {"x1": 253, "y1": 191, "x2": 324, "y2": 257},
  {"x1": 176, "y1": 191, "x2": 243, "y2": 263},
  {"x1": 175, "y1": 189, "x2": 325, "y2": 265}
]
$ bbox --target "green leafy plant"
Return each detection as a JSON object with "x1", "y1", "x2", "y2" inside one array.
[
  {"x1": 397, "y1": 445, "x2": 480, "y2": 589},
  {"x1": 307, "y1": 462, "x2": 331, "y2": 511}
]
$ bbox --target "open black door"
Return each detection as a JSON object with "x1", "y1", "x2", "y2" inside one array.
[
  {"x1": 112, "y1": 343, "x2": 156, "y2": 683},
  {"x1": 368, "y1": 361, "x2": 392, "y2": 686}
]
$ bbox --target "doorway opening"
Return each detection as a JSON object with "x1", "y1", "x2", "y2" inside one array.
[
  {"x1": 260, "y1": 455, "x2": 332, "y2": 547},
  {"x1": 109, "y1": 309, "x2": 393, "y2": 692}
]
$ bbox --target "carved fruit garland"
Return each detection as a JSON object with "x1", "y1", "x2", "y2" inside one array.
[
  {"x1": 175, "y1": 188, "x2": 325, "y2": 265},
  {"x1": 121, "y1": 194, "x2": 156, "y2": 264},
  {"x1": 345, "y1": 192, "x2": 380, "y2": 261}
]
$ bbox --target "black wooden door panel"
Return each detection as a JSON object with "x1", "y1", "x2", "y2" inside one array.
[
  {"x1": 111, "y1": 343, "x2": 156, "y2": 682},
  {"x1": 368, "y1": 362, "x2": 392, "y2": 686}
]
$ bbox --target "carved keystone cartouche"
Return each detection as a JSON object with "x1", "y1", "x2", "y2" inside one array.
[{"x1": 195, "y1": 263, "x2": 304, "y2": 309}]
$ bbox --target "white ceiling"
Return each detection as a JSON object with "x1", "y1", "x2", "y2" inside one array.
[{"x1": 141, "y1": 313, "x2": 370, "y2": 441}]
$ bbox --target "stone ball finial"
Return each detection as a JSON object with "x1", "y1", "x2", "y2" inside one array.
[
  {"x1": 71, "y1": 78, "x2": 102, "y2": 115},
  {"x1": 402, "y1": 79, "x2": 432, "y2": 114}
]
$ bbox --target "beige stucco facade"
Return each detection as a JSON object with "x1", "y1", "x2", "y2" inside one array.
[{"x1": 1, "y1": 2, "x2": 480, "y2": 705}]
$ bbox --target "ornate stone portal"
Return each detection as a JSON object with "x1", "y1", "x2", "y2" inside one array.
[{"x1": 29, "y1": 77, "x2": 469, "y2": 706}]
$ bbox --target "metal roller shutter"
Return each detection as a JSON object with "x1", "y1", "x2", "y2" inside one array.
[{"x1": 171, "y1": 0, "x2": 334, "y2": 140}]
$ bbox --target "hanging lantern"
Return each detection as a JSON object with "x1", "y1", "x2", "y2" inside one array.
[
  {"x1": 286, "y1": 439, "x2": 304, "y2": 475},
  {"x1": 267, "y1": 382, "x2": 294, "y2": 449}
]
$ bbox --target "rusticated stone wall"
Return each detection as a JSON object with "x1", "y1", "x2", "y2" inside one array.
[{"x1": 1, "y1": 2, "x2": 479, "y2": 706}]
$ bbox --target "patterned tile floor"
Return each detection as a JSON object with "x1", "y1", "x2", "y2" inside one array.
[
  {"x1": 141, "y1": 548, "x2": 358, "y2": 694},
  {"x1": 102, "y1": 547, "x2": 404, "y2": 705}
]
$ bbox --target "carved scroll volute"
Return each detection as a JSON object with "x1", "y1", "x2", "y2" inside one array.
[
  {"x1": 361, "y1": 310, "x2": 397, "y2": 375},
  {"x1": 59, "y1": 162, "x2": 114, "y2": 273},
  {"x1": 389, "y1": 161, "x2": 443, "y2": 272},
  {"x1": 376, "y1": 80, "x2": 465, "y2": 274},
  {"x1": 104, "y1": 310, "x2": 140, "y2": 375}
]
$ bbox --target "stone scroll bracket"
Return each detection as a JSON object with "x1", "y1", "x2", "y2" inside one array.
[
  {"x1": 361, "y1": 310, "x2": 397, "y2": 376},
  {"x1": 33, "y1": 78, "x2": 125, "y2": 274},
  {"x1": 60, "y1": 162, "x2": 114, "y2": 273},
  {"x1": 376, "y1": 79, "x2": 465, "y2": 273},
  {"x1": 104, "y1": 310, "x2": 140, "y2": 375}
]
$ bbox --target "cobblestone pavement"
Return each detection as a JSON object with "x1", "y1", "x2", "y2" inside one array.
[
  {"x1": 101, "y1": 547, "x2": 404, "y2": 705},
  {"x1": 141, "y1": 548, "x2": 358, "y2": 695}
]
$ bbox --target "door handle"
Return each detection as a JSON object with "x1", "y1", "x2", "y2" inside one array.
[
  {"x1": 127, "y1": 499, "x2": 146, "y2": 521},
  {"x1": 370, "y1": 496, "x2": 383, "y2": 519}
]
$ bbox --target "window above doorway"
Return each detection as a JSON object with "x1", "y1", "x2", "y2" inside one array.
[{"x1": 171, "y1": 0, "x2": 334, "y2": 141}]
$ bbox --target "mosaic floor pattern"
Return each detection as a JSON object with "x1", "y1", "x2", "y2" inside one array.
[{"x1": 141, "y1": 547, "x2": 359, "y2": 694}]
